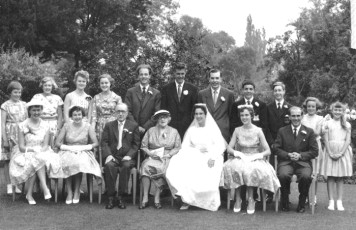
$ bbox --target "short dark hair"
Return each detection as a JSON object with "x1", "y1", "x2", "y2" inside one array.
[
  {"x1": 174, "y1": 62, "x2": 187, "y2": 71},
  {"x1": 98, "y1": 74, "x2": 115, "y2": 85},
  {"x1": 69, "y1": 106, "x2": 86, "y2": 118},
  {"x1": 27, "y1": 105, "x2": 43, "y2": 117},
  {"x1": 7, "y1": 81, "x2": 23, "y2": 94},
  {"x1": 302, "y1": 97, "x2": 322, "y2": 110},
  {"x1": 192, "y1": 103, "x2": 207, "y2": 118},
  {"x1": 272, "y1": 81, "x2": 285, "y2": 90},
  {"x1": 241, "y1": 79, "x2": 255, "y2": 89},
  {"x1": 209, "y1": 68, "x2": 220, "y2": 76},
  {"x1": 136, "y1": 64, "x2": 152, "y2": 75},
  {"x1": 237, "y1": 105, "x2": 254, "y2": 117}
]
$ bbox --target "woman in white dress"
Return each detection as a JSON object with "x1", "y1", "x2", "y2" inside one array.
[{"x1": 166, "y1": 103, "x2": 226, "y2": 211}]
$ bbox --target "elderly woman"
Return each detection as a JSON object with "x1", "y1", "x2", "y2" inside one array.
[
  {"x1": 32, "y1": 77, "x2": 64, "y2": 137},
  {"x1": 221, "y1": 105, "x2": 280, "y2": 214},
  {"x1": 166, "y1": 104, "x2": 226, "y2": 211},
  {"x1": 63, "y1": 70, "x2": 92, "y2": 123},
  {"x1": 9, "y1": 99, "x2": 59, "y2": 205},
  {"x1": 50, "y1": 106, "x2": 101, "y2": 204},
  {"x1": 1, "y1": 81, "x2": 27, "y2": 194},
  {"x1": 140, "y1": 110, "x2": 181, "y2": 209}
]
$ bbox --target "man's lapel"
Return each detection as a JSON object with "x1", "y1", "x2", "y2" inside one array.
[
  {"x1": 204, "y1": 89, "x2": 215, "y2": 112},
  {"x1": 113, "y1": 120, "x2": 119, "y2": 141},
  {"x1": 141, "y1": 86, "x2": 152, "y2": 109},
  {"x1": 135, "y1": 85, "x2": 143, "y2": 102},
  {"x1": 171, "y1": 83, "x2": 179, "y2": 104},
  {"x1": 214, "y1": 88, "x2": 224, "y2": 111},
  {"x1": 296, "y1": 125, "x2": 307, "y2": 147}
]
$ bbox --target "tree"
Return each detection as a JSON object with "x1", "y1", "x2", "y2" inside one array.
[{"x1": 244, "y1": 15, "x2": 267, "y2": 65}]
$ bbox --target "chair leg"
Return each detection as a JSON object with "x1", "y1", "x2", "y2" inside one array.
[
  {"x1": 227, "y1": 189, "x2": 231, "y2": 210},
  {"x1": 88, "y1": 175, "x2": 93, "y2": 203},
  {"x1": 12, "y1": 185, "x2": 16, "y2": 202},
  {"x1": 62, "y1": 179, "x2": 66, "y2": 196},
  {"x1": 132, "y1": 170, "x2": 137, "y2": 205},
  {"x1": 139, "y1": 179, "x2": 143, "y2": 208},
  {"x1": 171, "y1": 196, "x2": 174, "y2": 206},
  {"x1": 262, "y1": 189, "x2": 266, "y2": 212},
  {"x1": 98, "y1": 179, "x2": 102, "y2": 204},
  {"x1": 275, "y1": 188, "x2": 279, "y2": 212},
  {"x1": 54, "y1": 179, "x2": 58, "y2": 203},
  {"x1": 310, "y1": 179, "x2": 316, "y2": 215}
]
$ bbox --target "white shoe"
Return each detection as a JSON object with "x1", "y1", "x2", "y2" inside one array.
[
  {"x1": 247, "y1": 199, "x2": 255, "y2": 214},
  {"x1": 26, "y1": 195, "x2": 36, "y2": 205},
  {"x1": 15, "y1": 185, "x2": 22, "y2": 194},
  {"x1": 7, "y1": 184, "x2": 12, "y2": 194},
  {"x1": 180, "y1": 203, "x2": 190, "y2": 210},
  {"x1": 233, "y1": 200, "x2": 242, "y2": 213},
  {"x1": 327, "y1": 200, "x2": 335, "y2": 210},
  {"x1": 65, "y1": 199, "x2": 73, "y2": 205},
  {"x1": 336, "y1": 200, "x2": 344, "y2": 211}
]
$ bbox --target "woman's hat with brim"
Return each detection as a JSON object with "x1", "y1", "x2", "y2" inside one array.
[
  {"x1": 26, "y1": 99, "x2": 43, "y2": 108},
  {"x1": 152, "y1": 110, "x2": 170, "y2": 120}
]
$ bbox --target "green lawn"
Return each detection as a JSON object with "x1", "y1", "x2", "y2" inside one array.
[{"x1": 0, "y1": 167, "x2": 355, "y2": 230}]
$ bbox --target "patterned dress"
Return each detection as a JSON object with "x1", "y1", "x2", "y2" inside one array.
[
  {"x1": 140, "y1": 126, "x2": 181, "y2": 192},
  {"x1": 91, "y1": 92, "x2": 122, "y2": 142},
  {"x1": 9, "y1": 119, "x2": 59, "y2": 185},
  {"x1": 49, "y1": 122, "x2": 102, "y2": 179},
  {"x1": 1, "y1": 100, "x2": 27, "y2": 160},
  {"x1": 320, "y1": 119, "x2": 353, "y2": 177},
  {"x1": 221, "y1": 126, "x2": 280, "y2": 193},
  {"x1": 32, "y1": 93, "x2": 64, "y2": 134}
]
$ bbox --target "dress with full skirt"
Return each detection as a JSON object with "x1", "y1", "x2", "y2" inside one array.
[
  {"x1": 166, "y1": 124, "x2": 225, "y2": 211},
  {"x1": 320, "y1": 119, "x2": 353, "y2": 177},
  {"x1": 220, "y1": 126, "x2": 280, "y2": 193},
  {"x1": 48, "y1": 122, "x2": 102, "y2": 179},
  {"x1": 9, "y1": 119, "x2": 60, "y2": 185}
]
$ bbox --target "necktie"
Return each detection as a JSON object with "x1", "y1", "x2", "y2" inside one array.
[
  {"x1": 178, "y1": 84, "x2": 182, "y2": 102},
  {"x1": 247, "y1": 100, "x2": 251, "y2": 105},
  {"x1": 293, "y1": 128, "x2": 297, "y2": 140},
  {"x1": 213, "y1": 90, "x2": 218, "y2": 106},
  {"x1": 142, "y1": 86, "x2": 146, "y2": 99},
  {"x1": 118, "y1": 122, "x2": 123, "y2": 150},
  {"x1": 277, "y1": 102, "x2": 281, "y2": 110}
]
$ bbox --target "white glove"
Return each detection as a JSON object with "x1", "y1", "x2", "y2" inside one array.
[
  {"x1": 60, "y1": 144, "x2": 73, "y2": 151},
  {"x1": 81, "y1": 144, "x2": 93, "y2": 151},
  {"x1": 122, "y1": 156, "x2": 131, "y2": 161},
  {"x1": 32, "y1": 146, "x2": 42, "y2": 152},
  {"x1": 250, "y1": 154, "x2": 264, "y2": 162},
  {"x1": 233, "y1": 151, "x2": 245, "y2": 160},
  {"x1": 105, "y1": 155, "x2": 115, "y2": 165}
]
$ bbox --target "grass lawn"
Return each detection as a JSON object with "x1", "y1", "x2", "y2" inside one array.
[{"x1": 0, "y1": 167, "x2": 355, "y2": 230}]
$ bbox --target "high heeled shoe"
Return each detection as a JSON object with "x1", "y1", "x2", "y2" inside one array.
[
  {"x1": 336, "y1": 200, "x2": 344, "y2": 211},
  {"x1": 247, "y1": 199, "x2": 255, "y2": 214},
  {"x1": 73, "y1": 193, "x2": 80, "y2": 204},
  {"x1": 233, "y1": 199, "x2": 242, "y2": 213},
  {"x1": 65, "y1": 199, "x2": 73, "y2": 205},
  {"x1": 44, "y1": 188, "x2": 52, "y2": 200},
  {"x1": 26, "y1": 195, "x2": 36, "y2": 205}
]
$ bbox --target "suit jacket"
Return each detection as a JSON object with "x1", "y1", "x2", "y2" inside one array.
[
  {"x1": 101, "y1": 119, "x2": 140, "y2": 162},
  {"x1": 124, "y1": 85, "x2": 161, "y2": 130},
  {"x1": 198, "y1": 87, "x2": 234, "y2": 142},
  {"x1": 230, "y1": 98, "x2": 267, "y2": 135},
  {"x1": 161, "y1": 81, "x2": 198, "y2": 138},
  {"x1": 265, "y1": 101, "x2": 291, "y2": 145},
  {"x1": 274, "y1": 125, "x2": 318, "y2": 168}
]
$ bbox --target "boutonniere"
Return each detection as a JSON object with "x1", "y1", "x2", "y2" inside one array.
[
  {"x1": 255, "y1": 101, "x2": 259, "y2": 107},
  {"x1": 148, "y1": 90, "x2": 153, "y2": 95},
  {"x1": 123, "y1": 128, "x2": 132, "y2": 134},
  {"x1": 85, "y1": 96, "x2": 92, "y2": 101},
  {"x1": 283, "y1": 104, "x2": 288, "y2": 108},
  {"x1": 221, "y1": 96, "x2": 225, "y2": 102},
  {"x1": 301, "y1": 130, "x2": 307, "y2": 135},
  {"x1": 183, "y1": 90, "x2": 188, "y2": 95}
]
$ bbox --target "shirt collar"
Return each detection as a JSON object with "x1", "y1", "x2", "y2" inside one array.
[
  {"x1": 244, "y1": 97, "x2": 254, "y2": 104},
  {"x1": 211, "y1": 86, "x2": 221, "y2": 94},
  {"x1": 175, "y1": 81, "x2": 184, "y2": 88},
  {"x1": 140, "y1": 84, "x2": 148, "y2": 92},
  {"x1": 276, "y1": 99, "x2": 284, "y2": 107},
  {"x1": 291, "y1": 124, "x2": 301, "y2": 134},
  {"x1": 118, "y1": 120, "x2": 126, "y2": 127}
]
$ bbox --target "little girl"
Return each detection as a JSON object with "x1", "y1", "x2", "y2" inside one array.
[{"x1": 320, "y1": 102, "x2": 352, "y2": 211}]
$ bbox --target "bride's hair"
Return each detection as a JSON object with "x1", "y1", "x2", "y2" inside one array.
[{"x1": 191, "y1": 103, "x2": 207, "y2": 118}]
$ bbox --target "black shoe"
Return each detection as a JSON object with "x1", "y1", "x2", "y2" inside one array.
[
  {"x1": 105, "y1": 197, "x2": 115, "y2": 209},
  {"x1": 154, "y1": 203, "x2": 162, "y2": 209},
  {"x1": 282, "y1": 202, "x2": 290, "y2": 212},
  {"x1": 139, "y1": 201, "x2": 149, "y2": 209},
  {"x1": 117, "y1": 199, "x2": 126, "y2": 209},
  {"x1": 296, "y1": 205, "x2": 305, "y2": 213}
]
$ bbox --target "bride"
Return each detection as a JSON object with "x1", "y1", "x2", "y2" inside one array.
[{"x1": 166, "y1": 103, "x2": 226, "y2": 211}]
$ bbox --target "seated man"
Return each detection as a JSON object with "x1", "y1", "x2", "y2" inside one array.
[
  {"x1": 274, "y1": 106, "x2": 318, "y2": 213},
  {"x1": 101, "y1": 103, "x2": 140, "y2": 209}
]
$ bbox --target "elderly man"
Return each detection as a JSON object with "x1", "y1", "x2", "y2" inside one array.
[
  {"x1": 124, "y1": 64, "x2": 160, "y2": 137},
  {"x1": 198, "y1": 68, "x2": 234, "y2": 143},
  {"x1": 161, "y1": 62, "x2": 198, "y2": 139},
  {"x1": 274, "y1": 106, "x2": 318, "y2": 213},
  {"x1": 101, "y1": 103, "x2": 140, "y2": 209}
]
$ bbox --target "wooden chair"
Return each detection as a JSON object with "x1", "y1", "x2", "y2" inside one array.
[{"x1": 274, "y1": 155, "x2": 317, "y2": 214}]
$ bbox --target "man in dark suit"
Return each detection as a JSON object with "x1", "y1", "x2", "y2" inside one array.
[
  {"x1": 101, "y1": 103, "x2": 140, "y2": 209},
  {"x1": 124, "y1": 64, "x2": 160, "y2": 137},
  {"x1": 230, "y1": 79, "x2": 267, "y2": 135},
  {"x1": 198, "y1": 68, "x2": 234, "y2": 143},
  {"x1": 161, "y1": 62, "x2": 198, "y2": 139},
  {"x1": 275, "y1": 106, "x2": 318, "y2": 213}
]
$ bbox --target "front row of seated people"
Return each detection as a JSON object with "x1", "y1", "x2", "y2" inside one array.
[{"x1": 9, "y1": 99, "x2": 345, "y2": 214}]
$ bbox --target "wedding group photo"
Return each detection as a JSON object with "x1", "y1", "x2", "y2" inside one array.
[{"x1": 1, "y1": 0, "x2": 356, "y2": 229}]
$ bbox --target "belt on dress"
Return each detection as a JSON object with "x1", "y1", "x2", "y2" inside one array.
[{"x1": 41, "y1": 116, "x2": 58, "y2": 120}]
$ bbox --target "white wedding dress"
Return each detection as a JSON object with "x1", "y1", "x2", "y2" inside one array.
[{"x1": 166, "y1": 109, "x2": 226, "y2": 211}]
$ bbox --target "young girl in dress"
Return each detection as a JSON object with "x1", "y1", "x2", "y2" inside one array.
[{"x1": 320, "y1": 102, "x2": 352, "y2": 211}]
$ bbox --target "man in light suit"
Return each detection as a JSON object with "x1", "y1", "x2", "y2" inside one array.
[
  {"x1": 275, "y1": 106, "x2": 318, "y2": 213},
  {"x1": 101, "y1": 103, "x2": 140, "y2": 209},
  {"x1": 198, "y1": 68, "x2": 234, "y2": 143},
  {"x1": 161, "y1": 62, "x2": 198, "y2": 139},
  {"x1": 124, "y1": 64, "x2": 160, "y2": 137},
  {"x1": 230, "y1": 79, "x2": 267, "y2": 135}
]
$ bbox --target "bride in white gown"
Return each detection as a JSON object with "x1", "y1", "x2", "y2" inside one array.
[{"x1": 166, "y1": 103, "x2": 226, "y2": 211}]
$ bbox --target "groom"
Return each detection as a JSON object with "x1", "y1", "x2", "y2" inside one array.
[
  {"x1": 274, "y1": 106, "x2": 318, "y2": 213},
  {"x1": 101, "y1": 103, "x2": 140, "y2": 209}
]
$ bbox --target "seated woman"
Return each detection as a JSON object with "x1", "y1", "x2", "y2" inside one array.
[
  {"x1": 221, "y1": 105, "x2": 280, "y2": 214},
  {"x1": 9, "y1": 99, "x2": 59, "y2": 205},
  {"x1": 140, "y1": 110, "x2": 181, "y2": 209},
  {"x1": 166, "y1": 104, "x2": 226, "y2": 211},
  {"x1": 50, "y1": 106, "x2": 102, "y2": 204}
]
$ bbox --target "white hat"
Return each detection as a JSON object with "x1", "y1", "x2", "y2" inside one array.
[
  {"x1": 26, "y1": 99, "x2": 43, "y2": 108},
  {"x1": 152, "y1": 110, "x2": 170, "y2": 120}
]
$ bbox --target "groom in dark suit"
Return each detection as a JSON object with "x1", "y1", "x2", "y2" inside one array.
[
  {"x1": 198, "y1": 68, "x2": 234, "y2": 143},
  {"x1": 101, "y1": 103, "x2": 140, "y2": 209},
  {"x1": 161, "y1": 62, "x2": 198, "y2": 138},
  {"x1": 124, "y1": 64, "x2": 160, "y2": 137},
  {"x1": 275, "y1": 106, "x2": 318, "y2": 213}
]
